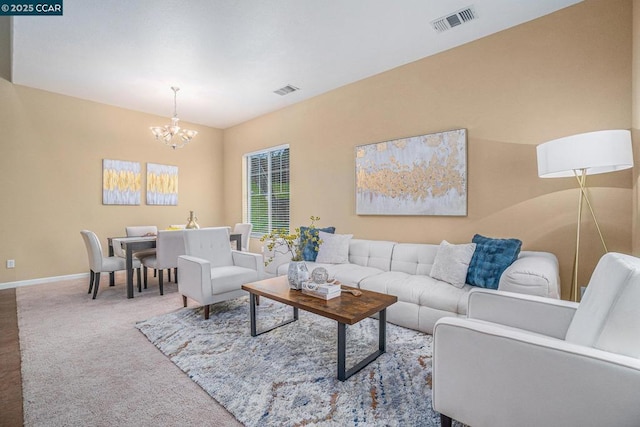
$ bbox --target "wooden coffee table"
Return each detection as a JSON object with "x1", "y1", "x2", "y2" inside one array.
[{"x1": 242, "y1": 276, "x2": 398, "y2": 381}]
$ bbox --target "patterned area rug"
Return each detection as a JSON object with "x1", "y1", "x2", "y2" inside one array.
[{"x1": 137, "y1": 297, "x2": 448, "y2": 426}]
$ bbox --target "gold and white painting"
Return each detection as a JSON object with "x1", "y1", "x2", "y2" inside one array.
[
  {"x1": 147, "y1": 163, "x2": 178, "y2": 205},
  {"x1": 355, "y1": 129, "x2": 467, "y2": 216},
  {"x1": 102, "y1": 159, "x2": 141, "y2": 205}
]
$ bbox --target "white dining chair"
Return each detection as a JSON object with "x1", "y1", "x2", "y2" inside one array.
[
  {"x1": 80, "y1": 230, "x2": 142, "y2": 299},
  {"x1": 125, "y1": 225, "x2": 159, "y2": 283},
  {"x1": 141, "y1": 230, "x2": 186, "y2": 295},
  {"x1": 232, "y1": 223, "x2": 253, "y2": 251}
]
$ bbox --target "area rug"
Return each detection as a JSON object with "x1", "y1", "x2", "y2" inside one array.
[{"x1": 137, "y1": 297, "x2": 448, "y2": 426}]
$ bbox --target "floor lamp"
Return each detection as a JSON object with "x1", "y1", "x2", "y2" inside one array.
[{"x1": 536, "y1": 129, "x2": 633, "y2": 302}]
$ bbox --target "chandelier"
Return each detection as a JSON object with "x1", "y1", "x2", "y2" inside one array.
[{"x1": 150, "y1": 87, "x2": 198, "y2": 149}]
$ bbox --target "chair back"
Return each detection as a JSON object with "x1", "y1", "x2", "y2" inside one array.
[
  {"x1": 156, "y1": 230, "x2": 186, "y2": 269},
  {"x1": 80, "y1": 230, "x2": 103, "y2": 271},
  {"x1": 565, "y1": 252, "x2": 640, "y2": 358},
  {"x1": 126, "y1": 225, "x2": 158, "y2": 237},
  {"x1": 233, "y1": 223, "x2": 253, "y2": 251},
  {"x1": 183, "y1": 228, "x2": 233, "y2": 268}
]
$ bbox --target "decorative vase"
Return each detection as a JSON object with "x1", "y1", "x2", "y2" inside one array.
[
  {"x1": 287, "y1": 261, "x2": 309, "y2": 290},
  {"x1": 185, "y1": 211, "x2": 200, "y2": 229}
]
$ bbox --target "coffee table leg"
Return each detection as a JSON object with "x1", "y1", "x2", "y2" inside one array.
[
  {"x1": 338, "y1": 322, "x2": 347, "y2": 381},
  {"x1": 249, "y1": 294, "x2": 298, "y2": 337},
  {"x1": 250, "y1": 293, "x2": 258, "y2": 337},
  {"x1": 337, "y1": 308, "x2": 388, "y2": 382}
]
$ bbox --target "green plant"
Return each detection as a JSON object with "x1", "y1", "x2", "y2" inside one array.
[{"x1": 261, "y1": 216, "x2": 322, "y2": 265}]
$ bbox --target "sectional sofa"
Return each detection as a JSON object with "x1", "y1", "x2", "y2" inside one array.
[{"x1": 264, "y1": 238, "x2": 560, "y2": 334}]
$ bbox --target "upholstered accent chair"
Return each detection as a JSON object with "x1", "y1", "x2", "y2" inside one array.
[
  {"x1": 232, "y1": 222, "x2": 253, "y2": 251},
  {"x1": 140, "y1": 230, "x2": 185, "y2": 295},
  {"x1": 178, "y1": 227, "x2": 264, "y2": 319},
  {"x1": 80, "y1": 230, "x2": 141, "y2": 299},
  {"x1": 432, "y1": 252, "x2": 640, "y2": 427}
]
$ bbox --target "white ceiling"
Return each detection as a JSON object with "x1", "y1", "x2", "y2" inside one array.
[{"x1": 10, "y1": 0, "x2": 582, "y2": 129}]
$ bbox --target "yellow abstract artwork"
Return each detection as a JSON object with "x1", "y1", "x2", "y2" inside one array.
[
  {"x1": 355, "y1": 129, "x2": 467, "y2": 216},
  {"x1": 147, "y1": 163, "x2": 178, "y2": 205},
  {"x1": 102, "y1": 159, "x2": 141, "y2": 205}
]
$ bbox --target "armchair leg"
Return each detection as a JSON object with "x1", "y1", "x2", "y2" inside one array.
[
  {"x1": 182, "y1": 295, "x2": 187, "y2": 307},
  {"x1": 158, "y1": 270, "x2": 164, "y2": 296},
  {"x1": 440, "y1": 414, "x2": 452, "y2": 427},
  {"x1": 88, "y1": 271, "x2": 95, "y2": 294},
  {"x1": 92, "y1": 272, "x2": 101, "y2": 299},
  {"x1": 137, "y1": 268, "x2": 142, "y2": 292},
  {"x1": 204, "y1": 305, "x2": 210, "y2": 320},
  {"x1": 143, "y1": 268, "x2": 148, "y2": 288},
  {"x1": 109, "y1": 271, "x2": 115, "y2": 286}
]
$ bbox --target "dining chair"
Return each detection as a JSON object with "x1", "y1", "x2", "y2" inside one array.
[
  {"x1": 232, "y1": 223, "x2": 253, "y2": 251},
  {"x1": 80, "y1": 230, "x2": 142, "y2": 299},
  {"x1": 126, "y1": 225, "x2": 159, "y2": 283},
  {"x1": 141, "y1": 230, "x2": 186, "y2": 295}
]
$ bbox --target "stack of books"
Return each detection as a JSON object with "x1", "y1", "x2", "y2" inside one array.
[{"x1": 302, "y1": 283, "x2": 342, "y2": 300}]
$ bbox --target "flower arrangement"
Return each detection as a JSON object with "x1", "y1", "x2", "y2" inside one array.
[{"x1": 261, "y1": 216, "x2": 322, "y2": 265}]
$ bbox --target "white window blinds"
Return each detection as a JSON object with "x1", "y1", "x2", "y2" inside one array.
[{"x1": 245, "y1": 145, "x2": 290, "y2": 236}]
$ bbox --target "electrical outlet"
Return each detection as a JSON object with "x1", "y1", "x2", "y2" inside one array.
[{"x1": 7, "y1": 259, "x2": 15, "y2": 269}]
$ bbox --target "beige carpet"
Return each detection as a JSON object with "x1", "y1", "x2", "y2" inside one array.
[{"x1": 17, "y1": 273, "x2": 242, "y2": 426}]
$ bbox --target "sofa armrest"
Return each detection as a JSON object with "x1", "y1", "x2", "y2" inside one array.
[
  {"x1": 232, "y1": 251, "x2": 265, "y2": 279},
  {"x1": 468, "y1": 289, "x2": 578, "y2": 339},
  {"x1": 498, "y1": 251, "x2": 560, "y2": 298},
  {"x1": 177, "y1": 255, "x2": 213, "y2": 301},
  {"x1": 433, "y1": 317, "x2": 640, "y2": 427}
]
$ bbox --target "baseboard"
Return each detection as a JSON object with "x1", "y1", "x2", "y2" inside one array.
[{"x1": 0, "y1": 273, "x2": 89, "y2": 290}]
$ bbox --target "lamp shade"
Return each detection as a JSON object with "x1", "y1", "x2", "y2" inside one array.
[{"x1": 536, "y1": 130, "x2": 633, "y2": 178}]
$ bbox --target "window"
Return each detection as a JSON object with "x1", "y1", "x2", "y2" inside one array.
[{"x1": 244, "y1": 145, "x2": 290, "y2": 236}]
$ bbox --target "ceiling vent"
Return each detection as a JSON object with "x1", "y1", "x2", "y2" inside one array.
[
  {"x1": 273, "y1": 85, "x2": 300, "y2": 96},
  {"x1": 431, "y1": 6, "x2": 477, "y2": 33}
]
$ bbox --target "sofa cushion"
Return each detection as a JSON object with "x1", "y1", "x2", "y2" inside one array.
[
  {"x1": 348, "y1": 239, "x2": 396, "y2": 271},
  {"x1": 466, "y1": 234, "x2": 522, "y2": 289},
  {"x1": 316, "y1": 232, "x2": 352, "y2": 264},
  {"x1": 300, "y1": 226, "x2": 335, "y2": 261},
  {"x1": 430, "y1": 240, "x2": 476, "y2": 288},
  {"x1": 390, "y1": 243, "x2": 439, "y2": 275},
  {"x1": 360, "y1": 271, "x2": 471, "y2": 315}
]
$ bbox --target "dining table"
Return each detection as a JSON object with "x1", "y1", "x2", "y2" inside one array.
[{"x1": 108, "y1": 232, "x2": 243, "y2": 299}]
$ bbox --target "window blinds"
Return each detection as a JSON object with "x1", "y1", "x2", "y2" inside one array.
[{"x1": 245, "y1": 145, "x2": 290, "y2": 236}]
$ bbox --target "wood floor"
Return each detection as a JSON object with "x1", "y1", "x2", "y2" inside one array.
[{"x1": 0, "y1": 288, "x2": 24, "y2": 426}]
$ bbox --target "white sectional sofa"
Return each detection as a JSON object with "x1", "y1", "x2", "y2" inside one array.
[{"x1": 264, "y1": 239, "x2": 560, "y2": 334}]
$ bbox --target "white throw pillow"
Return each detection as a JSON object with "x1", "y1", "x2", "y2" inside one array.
[
  {"x1": 430, "y1": 240, "x2": 477, "y2": 288},
  {"x1": 315, "y1": 231, "x2": 353, "y2": 264}
]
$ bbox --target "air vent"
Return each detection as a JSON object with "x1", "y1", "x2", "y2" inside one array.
[
  {"x1": 431, "y1": 6, "x2": 477, "y2": 33},
  {"x1": 273, "y1": 85, "x2": 300, "y2": 96}
]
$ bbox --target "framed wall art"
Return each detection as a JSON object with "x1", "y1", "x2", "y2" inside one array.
[
  {"x1": 147, "y1": 163, "x2": 178, "y2": 205},
  {"x1": 102, "y1": 159, "x2": 141, "y2": 205},
  {"x1": 355, "y1": 129, "x2": 467, "y2": 216}
]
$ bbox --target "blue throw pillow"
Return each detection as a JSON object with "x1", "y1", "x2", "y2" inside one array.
[
  {"x1": 300, "y1": 226, "x2": 336, "y2": 261},
  {"x1": 466, "y1": 234, "x2": 522, "y2": 289}
]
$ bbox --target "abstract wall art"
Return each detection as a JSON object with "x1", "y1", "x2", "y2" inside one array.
[
  {"x1": 146, "y1": 163, "x2": 178, "y2": 205},
  {"x1": 355, "y1": 129, "x2": 467, "y2": 216},
  {"x1": 102, "y1": 159, "x2": 141, "y2": 205}
]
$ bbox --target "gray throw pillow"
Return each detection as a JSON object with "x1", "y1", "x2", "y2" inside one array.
[{"x1": 430, "y1": 240, "x2": 477, "y2": 288}]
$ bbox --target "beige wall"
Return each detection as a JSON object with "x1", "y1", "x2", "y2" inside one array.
[
  {"x1": 0, "y1": 80, "x2": 225, "y2": 283},
  {"x1": 223, "y1": 0, "x2": 633, "y2": 299}
]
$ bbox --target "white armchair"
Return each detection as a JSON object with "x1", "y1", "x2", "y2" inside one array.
[
  {"x1": 178, "y1": 227, "x2": 264, "y2": 319},
  {"x1": 433, "y1": 252, "x2": 640, "y2": 427}
]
